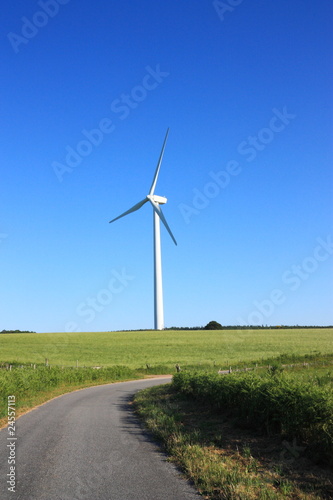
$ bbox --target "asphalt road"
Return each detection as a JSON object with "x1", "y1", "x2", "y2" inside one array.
[{"x1": 0, "y1": 377, "x2": 200, "y2": 500}]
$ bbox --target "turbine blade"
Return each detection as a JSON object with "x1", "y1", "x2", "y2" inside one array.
[
  {"x1": 109, "y1": 198, "x2": 148, "y2": 223},
  {"x1": 149, "y1": 199, "x2": 177, "y2": 246},
  {"x1": 149, "y1": 128, "x2": 169, "y2": 196}
]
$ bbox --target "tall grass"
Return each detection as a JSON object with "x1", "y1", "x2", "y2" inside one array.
[
  {"x1": 135, "y1": 385, "x2": 331, "y2": 499},
  {"x1": 172, "y1": 371, "x2": 333, "y2": 465},
  {"x1": 0, "y1": 364, "x2": 138, "y2": 419}
]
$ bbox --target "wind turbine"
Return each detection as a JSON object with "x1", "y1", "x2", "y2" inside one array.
[{"x1": 109, "y1": 128, "x2": 177, "y2": 330}]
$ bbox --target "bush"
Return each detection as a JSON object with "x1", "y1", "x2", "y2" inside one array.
[{"x1": 204, "y1": 321, "x2": 222, "y2": 330}]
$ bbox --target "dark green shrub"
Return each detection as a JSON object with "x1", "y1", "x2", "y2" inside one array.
[{"x1": 204, "y1": 321, "x2": 222, "y2": 330}]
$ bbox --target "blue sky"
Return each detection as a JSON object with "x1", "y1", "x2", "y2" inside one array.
[{"x1": 1, "y1": 0, "x2": 332, "y2": 332}]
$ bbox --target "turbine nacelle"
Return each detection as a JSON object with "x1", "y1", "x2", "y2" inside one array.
[{"x1": 147, "y1": 194, "x2": 167, "y2": 205}]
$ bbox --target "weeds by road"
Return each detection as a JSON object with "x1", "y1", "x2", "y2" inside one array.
[
  {"x1": 134, "y1": 381, "x2": 333, "y2": 499},
  {"x1": 0, "y1": 364, "x2": 140, "y2": 428}
]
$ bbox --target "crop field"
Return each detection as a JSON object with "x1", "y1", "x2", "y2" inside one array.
[
  {"x1": 1, "y1": 328, "x2": 332, "y2": 432},
  {"x1": 0, "y1": 328, "x2": 332, "y2": 370}
]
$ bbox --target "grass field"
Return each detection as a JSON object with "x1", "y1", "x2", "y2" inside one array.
[
  {"x1": 0, "y1": 329, "x2": 332, "y2": 369},
  {"x1": 1, "y1": 328, "x2": 332, "y2": 497}
]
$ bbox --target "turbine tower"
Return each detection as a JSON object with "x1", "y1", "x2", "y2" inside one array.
[{"x1": 109, "y1": 128, "x2": 177, "y2": 330}]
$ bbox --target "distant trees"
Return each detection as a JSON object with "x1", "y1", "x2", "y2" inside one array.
[
  {"x1": 129, "y1": 324, "x2": 333, "y2": 332},
  {"x1": 204, "y1": 321, "x2": 222, "y2": 330},
  {"x1": 1, "y1": 330, "x2": 35, "y2": 334}
]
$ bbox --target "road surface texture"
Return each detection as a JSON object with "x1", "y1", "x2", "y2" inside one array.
[{"x1": 0, "y1": 377, "x2": 201, "y2": 500}]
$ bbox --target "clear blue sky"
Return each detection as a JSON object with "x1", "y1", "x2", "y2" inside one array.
[{"x1": 1, "y1": 0, "x2": 332, "y2": 332}]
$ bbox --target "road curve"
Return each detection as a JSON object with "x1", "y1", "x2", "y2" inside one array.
[{"x1": 0, "y1": 378, "x2": 200, "y2": 500}]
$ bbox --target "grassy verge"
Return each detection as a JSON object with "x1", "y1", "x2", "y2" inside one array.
[
  {"x1": 0, "y1": 364, "x2": 141, "y2": 428},
  {"x1": 172, "y1": 371, "x2": 333, "y2": 466},
  {"x1": 134, "y1": 384, "x2": 333, "y2": 499}
]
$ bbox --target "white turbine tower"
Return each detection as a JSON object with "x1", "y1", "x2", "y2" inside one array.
[{"x1": 109, "y1": 128, "x2": 177, "y2": 330}]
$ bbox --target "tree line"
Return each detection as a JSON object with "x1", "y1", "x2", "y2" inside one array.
[{"x1": 1, "y1": 330, "x2": 35, "y2": 334}]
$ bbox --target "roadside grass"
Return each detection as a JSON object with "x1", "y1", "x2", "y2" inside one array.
[
  {"x1": 1, "y1": 351, "x2": 332, "y2": 432},
  {"x1": 134, "y1": 383, "x2": 333, "y2": 500},
  {"x1": 172, "y1": 370, "x2": 333, "y2": 466},
  {"x1": 0, "y1": 364, "x2": 140, "y2": 428},
  {"x1": 0, "y1": 380, "x2": 125, "y2": 429},
  {"x1": 0, "y1": 329, "x2": 332, "y2": 369}
]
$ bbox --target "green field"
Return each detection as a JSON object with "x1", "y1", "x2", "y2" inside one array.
[
  {"x1": 1, "y1": 328, "x2": 331, "y2": 498},
  {"x1": 0, "y1": 329, "x2": 332, "y2": 369}
]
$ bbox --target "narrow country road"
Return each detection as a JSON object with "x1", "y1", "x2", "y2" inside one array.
[{"x1": 0, "y1": 378, "x2": 200, "y2": 500}]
